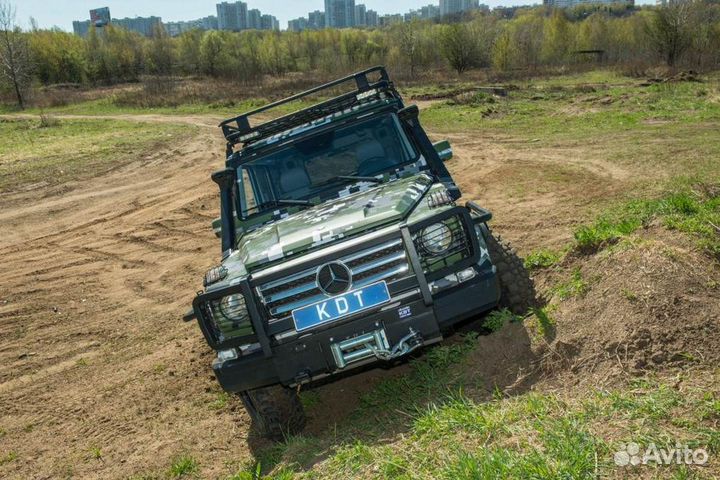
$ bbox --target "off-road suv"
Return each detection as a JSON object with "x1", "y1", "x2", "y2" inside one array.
[{"x1": 185, "y1": 67, "x2": 535, "y2": 440}]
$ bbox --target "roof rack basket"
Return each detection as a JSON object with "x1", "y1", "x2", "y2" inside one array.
[{"x1": 219, "y1": 66, "x2": 400, "y2": 153}]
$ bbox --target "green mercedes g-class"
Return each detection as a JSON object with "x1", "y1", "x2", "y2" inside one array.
[{"x1": 185, "y1": 67, "x2": 535, "y2": 440}]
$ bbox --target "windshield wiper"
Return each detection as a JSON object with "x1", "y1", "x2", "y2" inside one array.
[
  {"x1": 274, "y1": 199, "x2": 315, "y2": 207},
  {"x1": 255, "y1": 199, "x2": 315, "y2": 212},
  {"x1": 321, "y1": 175, "x2": 383, "y2": 186}
]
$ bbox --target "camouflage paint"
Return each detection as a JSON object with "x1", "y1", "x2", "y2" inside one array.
[
  {"x1": 207, "y1": 174, "x2": 458, "y2": 290},
  {"x1": 236, "y1": 173, "x2": 434, "y2": 272}
]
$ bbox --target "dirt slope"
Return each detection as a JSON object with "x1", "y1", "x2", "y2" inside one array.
[
  {"x1": 0, "y1": 112, "x2": 716, "y2": 478},
  {"x1": 0, "y1": 117, "x2": 241, "y2": 478},
  {"x1": 534, "y1": 228, "x2": 720, "y2": 388}
]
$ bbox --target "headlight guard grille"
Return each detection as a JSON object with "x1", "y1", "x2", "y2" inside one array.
[
  {"x1": 193, "y1": 283, "x2": 259, "y2": 350},
  {"x1": 409, "y1": 207, "x2": 480, "y2": 282}
]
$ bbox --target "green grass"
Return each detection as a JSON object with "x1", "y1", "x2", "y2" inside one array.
[
  {"x1": 483, "y1": 308, "x2": 521, "y2": 332},
  {"x1": 89, "y1": 446, "x2": 102, "y2": 460},
  {"x1": 0, "y1": 451, "x2": 17, "y2": 466},
  {"x1": 167, "y1": 455, "x2": 199, "y2": 478},
  {"x1": 209, "y1": 391, "x2": 230, "y2": 410},
  {"x1": 247, "y1": 372, "x2": 719, "y2": 479},
  {"x1": 420, "y1": 74, "x2": 720, "y2": 139},
  {"x1": 552, "y1": 268, "x2": 590, "y2": 300},
  {"x1": 0, "y1": 117, "x2": 191, "y2": 193},
  {"x1": 572, "y1": 186, "x2": 720, "y2": 258},
  {"x1": 356, "y1": 334, "x2": 478, "y2": 414},
  {"x1": 531, "y1": 306, "x2": 557, "y2": 339},
  {"x1": 524, "y1": 248, "x2": 564, "y2": 270},
  {"x1": 7, "y1": 95, "x2": 322, "y2": 118}
]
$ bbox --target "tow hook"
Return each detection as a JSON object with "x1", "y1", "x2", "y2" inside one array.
[{"x1": 371, "y1": 328, "x2": 423, "y2": 361}]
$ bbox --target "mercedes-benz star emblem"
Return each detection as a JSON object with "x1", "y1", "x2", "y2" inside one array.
[{"x1": 316, "y1": 261, "x2": 352, "y2": 296}]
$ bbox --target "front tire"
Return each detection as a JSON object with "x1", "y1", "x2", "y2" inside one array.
[
  {"x1": 486, "y1": 230, "x2": 537, "y2": 315},
  {"x1": 239, "y1": 385, "x2": 306, "y2": 441}
]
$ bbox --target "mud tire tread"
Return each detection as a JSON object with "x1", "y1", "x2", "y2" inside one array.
[
  {"x1": 240, "y1": 385, "x2": 306, "y2": 441},
  {"x1": 485, "y1": 230, "x2": 537, "y2": 315}
]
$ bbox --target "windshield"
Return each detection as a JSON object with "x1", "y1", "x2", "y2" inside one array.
[{"x1": 237, "y1": 113, "x2": 418, "y2": 218}]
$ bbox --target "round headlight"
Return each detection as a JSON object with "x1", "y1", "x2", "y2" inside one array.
[
  {"x1": 219, "y1": 294, "x2": 247, "y2": 322},
  {"x1": 420, "y1": 222, "x2": 454, "y2": 255}
]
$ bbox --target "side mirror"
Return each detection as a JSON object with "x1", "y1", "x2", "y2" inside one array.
[
  {"x1": 211, "y1": 167, "x2": 235, "y2": 190},
  {"x1": 433, "y1": 140, "x2": 453, "y2": 162},
  {"x1": 398, "y1": 104, "x2": 419, "y2": 123}
]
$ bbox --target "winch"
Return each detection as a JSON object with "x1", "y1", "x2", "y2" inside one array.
[{"x1": 330, "y1": 328, "x2": 423, "y2": 369}]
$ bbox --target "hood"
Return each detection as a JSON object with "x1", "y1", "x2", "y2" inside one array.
[{"x1": 236, "y1": 173, "x2": 434, "y2": 272}]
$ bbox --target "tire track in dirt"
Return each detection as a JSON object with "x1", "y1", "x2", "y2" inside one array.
[
  {"x1": 0, "y1": 114, "x2": 248, "y2": 479},
  {"x1": 442, "y1": 132, "x2": 633, "y2": 251}
]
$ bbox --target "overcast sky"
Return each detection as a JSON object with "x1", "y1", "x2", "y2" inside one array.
[{"x1": 13, "y1": 0, "x2": 653, "y2": 31}]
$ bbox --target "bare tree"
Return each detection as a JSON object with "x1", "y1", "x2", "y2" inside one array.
[
  {"x1": 645, "y1": 2, "x2": 694, "y2": 67},
  {"x1": 0, "y1": 1, "x2": 32, "y2": 109},
  {"x1": 398, "y1": 21, "x2": 421, "y2": 78}
]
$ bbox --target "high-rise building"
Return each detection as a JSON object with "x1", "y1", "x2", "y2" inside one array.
[
  {"x1": 439, "y1": 0, "x2": 483, "y2": 16},
  {"x1": 261, "y1": 14, "x2": 280, "y2": 31},
  {"x1": 440, "y1": 0, "x2": 480, "y2": 16},
  {"x1": 216, "y1": 1, "x2": 248, "y2": 31},
  {"x1": 288, "y1": 17, "x2": 308, "y2": 32},
  {"x1": 440, "y1": 0, "x2": 462, "y2": 16},
  {"x1": 422, "y1": 4, "x2": 441, "y2": 18},
  {"x1": 202, "y1": 16, "x2": 219, "y2": 30},
  {"x1": 164, "y1": 16, "x2": 218, "y2": 37},
  {"x1": 307, "y1": 10, "x2": 325, "y2": 29},
  {"x1": 406, "y1": 4, "x2": 440, "y2": 20},
  {"x1": 73, "y1": 20, "x2": 91, "y2": 36},
  {"x1": 354, "y1": 4, "x2": 367, "y2": 26},
  {"x1": 113, "y1": 16, "x2": 163, "y2": 37},
  {"x1": 365, "y1": 9, "x2": 379, "y2": 27},
  {"x1": 324, "y1": 0, "x2": 356, "y2": 28},
  {"x1": 379, "y1": 13, "x2": 403, "y2": 26},
  {"x1": 247, "y1": 8, "x2": 262, "y2": 29}
]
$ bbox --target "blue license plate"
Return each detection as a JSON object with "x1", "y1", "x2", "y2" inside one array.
[{"x1": 292, "y1": 282, "x2": 391, "y2": 332}]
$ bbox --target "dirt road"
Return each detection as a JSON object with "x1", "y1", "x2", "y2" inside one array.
[{"x1": 0, "y1": 112, "x2": 631, "y2": 479}]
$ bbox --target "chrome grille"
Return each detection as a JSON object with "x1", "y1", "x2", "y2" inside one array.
[{"x1": 256, "y1": 238, "x2": 410, "y2": 319}]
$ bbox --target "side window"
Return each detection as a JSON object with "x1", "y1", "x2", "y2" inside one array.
[
  {"x1": 240, "y1": 168, "x2": 256, "y2": 215},
  {"x1": 391, "y1": 115, "x2": 417, "y2": 160}
]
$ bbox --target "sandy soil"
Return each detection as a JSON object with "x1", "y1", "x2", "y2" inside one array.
[{"x1": 0, "y1": 111, "x2": 713, "y2": 479}]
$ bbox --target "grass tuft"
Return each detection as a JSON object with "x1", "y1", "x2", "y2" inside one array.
[
  {"x1": 90, "y1": 446, "x2": 102, "y2": 460},
  {"x1": 572, "y1": 186, "x2": 720, "y2": 258},
  {"x1": 167, "y1": 455, "x2": 199, "y2": 478},
  {"x1": 532, "y1": 306, "x2": 556, "y2": 339},
  {"x1": 552, "y1": 268, "x2": 590, "y2": 300},
  {"x1": 0, "y1": 451, "x2": 18, "y2": 466},
  {"x1": 209, "y1": 392, "x2": 230, "y2": 410},
  {"x1": 484, "y1": 308, "x2": 522, "y2": 332},
  {"x1": 524, "y1": 248, "x2": 564, "y2": 270}
]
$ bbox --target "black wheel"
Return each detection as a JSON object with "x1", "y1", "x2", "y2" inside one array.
[
  {"x1": 485, "y1": 230, "x2": 537, "y2": 315},
  {"x1": 239, "y1": 385, "x2": 306, "y2": 441}
]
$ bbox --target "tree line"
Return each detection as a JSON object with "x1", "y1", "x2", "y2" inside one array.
[{"x1": 2, "y1": 0, "x2": 720, "y2": 108}]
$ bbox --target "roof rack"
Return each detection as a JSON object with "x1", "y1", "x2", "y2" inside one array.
[{"x1": 219, "y1": 66, "x2": 400, "y2": 152}]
